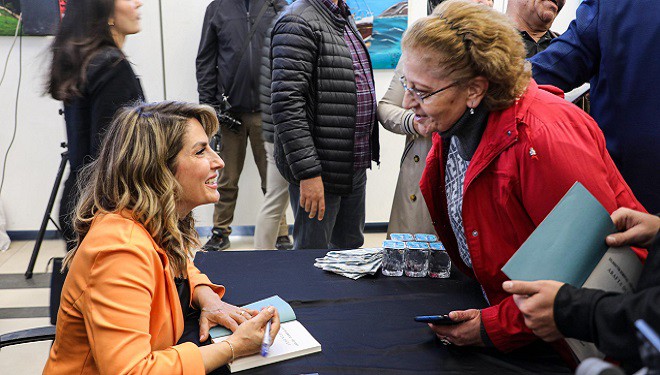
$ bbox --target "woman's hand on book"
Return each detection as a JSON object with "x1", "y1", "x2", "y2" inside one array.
[
  {"x1": 228, "y1": 306, "x2": 280, "y2": 358},
  {"x1": 197, "y1": 291, "x2": 259, "y2": 342}
]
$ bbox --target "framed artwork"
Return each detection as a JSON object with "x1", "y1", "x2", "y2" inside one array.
[
  {"x1": 0, "y1": 0, "x2": 62, "y2": 36},
  {"x1": 347, "y1": 0, "x2": 408, "y2": 69}
]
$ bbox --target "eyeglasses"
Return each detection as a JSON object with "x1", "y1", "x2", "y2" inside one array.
[{"x1": 399, "y1": 76, "x2": 459, "y2": 103}]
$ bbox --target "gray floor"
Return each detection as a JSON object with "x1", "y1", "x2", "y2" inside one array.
[{"x1": 0, "y1": 232, "x2": 386, "y2": 373}]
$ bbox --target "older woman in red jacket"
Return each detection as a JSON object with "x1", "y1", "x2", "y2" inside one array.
[{"x1": 400, "y1": 0, "x2": 645, "y2": 352}]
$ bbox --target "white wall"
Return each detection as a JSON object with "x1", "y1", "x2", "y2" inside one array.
[
  {"x1": 0, "y1": 36, "x2": 64, "y2": 233},
  {"x1": 0, "y1": 0, "x2": 580, "y2": 233}
]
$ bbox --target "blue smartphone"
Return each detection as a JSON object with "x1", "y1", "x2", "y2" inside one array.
[{"x1": 414, "y1": 314, "x2": 459, "y2": 325}]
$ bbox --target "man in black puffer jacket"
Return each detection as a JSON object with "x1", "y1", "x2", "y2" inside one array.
[{"x1": 271, "y1": 0, "x2": 380, "y2": 250}]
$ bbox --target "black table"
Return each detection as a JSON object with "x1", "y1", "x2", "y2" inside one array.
[{"x1": 195, "y1": 249, "x2": 570, "y2": 375}]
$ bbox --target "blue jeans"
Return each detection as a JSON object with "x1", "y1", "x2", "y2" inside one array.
[{"x1": 289, "y1": 169, "x2": 367, "y2": 250}]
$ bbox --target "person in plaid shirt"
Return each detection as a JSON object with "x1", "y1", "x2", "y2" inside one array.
[{"x1": 270, "y1": 0, "x2": 380, "y2": 249}]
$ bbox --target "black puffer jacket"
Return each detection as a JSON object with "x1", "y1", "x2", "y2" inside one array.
[
  {"x1": 270, "y1": 0, "x2": 380, "y2": 195},
  {"x1": 260, "y1": 27, "x2": 276, "y2": 143}
]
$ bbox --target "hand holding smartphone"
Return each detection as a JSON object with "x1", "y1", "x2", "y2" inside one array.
[{"x1": 414, "y1": 314, "x2": 460, "y2": 325}]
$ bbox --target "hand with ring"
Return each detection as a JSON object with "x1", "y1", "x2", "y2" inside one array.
[
  {"x1": 239, "y1": 308, "x2": 256, "y2": 321},
  {"x1": 428, "y1": 309, "x2": 485, "y2": 347},
  {"x1": 199, "y1": 302, "x2": 258, "y2": 342},
  {"x1": 193, "y1": 285, "x2": 258, "y2": 342}
]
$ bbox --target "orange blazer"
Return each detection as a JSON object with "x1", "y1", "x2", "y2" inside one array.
[{"x1": 43, "y1": 213, "x2": 225, "y2": 375}]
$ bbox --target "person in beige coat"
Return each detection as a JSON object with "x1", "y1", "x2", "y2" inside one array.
[{"x1": 377, "y1": 64, "x2": 437, "y2": 236}]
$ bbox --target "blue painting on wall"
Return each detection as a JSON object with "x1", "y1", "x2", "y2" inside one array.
[{"x1": 346, "y1": 0, "x2": 407, "y2": 69}]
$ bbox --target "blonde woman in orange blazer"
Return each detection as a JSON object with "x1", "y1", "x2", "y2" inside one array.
[{"x1": 43, "y1": 101, "x2": 280, "y2": 374}]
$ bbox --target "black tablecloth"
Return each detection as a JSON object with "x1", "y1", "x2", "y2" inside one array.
[{"x1": 194, "y1": 249, "x2": 570, "y2": 375}]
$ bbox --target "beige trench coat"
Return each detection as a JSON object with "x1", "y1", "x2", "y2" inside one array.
[{"x1": 377, "y1": 66, "x2": 436, "y2": 236}]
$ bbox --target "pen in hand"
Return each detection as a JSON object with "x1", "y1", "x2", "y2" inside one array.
[{"x1": 261, "y1": 319, "x2": 272, "y2": 357}]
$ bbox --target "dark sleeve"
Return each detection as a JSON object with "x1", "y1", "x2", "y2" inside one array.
[
  {"x1": 530, "y1": 0, "x2": 601, "y2": 92},
  {"x1": 260, "y1": 29, "x2": 275, "y2": 142},
  {"x1": 196, "y1": 1, "x2": 222, "y2": 107},
  {"x1": 554, "y1": 281, "x2": 660, "y2": 362},
  {"x1": 88, "y1": 59, "x2": 143, "y2": 158},
  {"x1": 270, "y1": 15, "x2": 322, "y2": 181}
]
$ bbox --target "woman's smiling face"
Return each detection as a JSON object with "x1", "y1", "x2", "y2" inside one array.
[
  {"x1": 400, "y1": 49, "x2": 471, "y2": 134},
  {"x1": 173, "y1": 119, "x2": 224, "y2": 217}
]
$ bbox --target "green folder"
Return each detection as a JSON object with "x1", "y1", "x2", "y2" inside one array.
[
  {"x1": 501, "y1": 182, "x2": 615, "y2": 287},
  {"x1": 209, "y1": 295, "x2": 296, "y2": 339}
]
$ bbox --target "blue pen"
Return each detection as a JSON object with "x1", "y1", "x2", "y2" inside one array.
[{"x1": 261, "y1": 319, "x2": 272, "y2": 357}]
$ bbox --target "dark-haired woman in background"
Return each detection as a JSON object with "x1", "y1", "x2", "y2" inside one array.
[{"x1": 47, "y1": 0, "x2": 144, "y2": 249}]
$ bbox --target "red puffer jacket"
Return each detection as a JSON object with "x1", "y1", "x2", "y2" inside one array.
[{"x1": 420, "y1": 79, "x2": 647, "y2": 352}]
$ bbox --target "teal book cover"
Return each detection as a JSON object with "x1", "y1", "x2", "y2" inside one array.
[
  {"x1": 501, "y1": 182, "x2": 615, "y2": 287},
  {"x1": 210, "y1": 295, "x2": 296, "y2": 339}
]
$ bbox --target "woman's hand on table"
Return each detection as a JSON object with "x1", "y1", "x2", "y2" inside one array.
[
  {"x1": 194, "y1": 285, "x2": 258, "y2": 342},
  {"x1": 428, "y1": 309, "x2": 484, "y2": 347},
  {"x1": 226, "y1": 306, "x2": 280, "y2": 358}
]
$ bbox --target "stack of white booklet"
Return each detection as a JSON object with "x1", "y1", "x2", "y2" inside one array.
[
  {"x1": 210, "y1": 295, "x2": 322, "y2": 373},
  {"x1": 314, "y1": 248, "x2": 383, "y2": 279}
]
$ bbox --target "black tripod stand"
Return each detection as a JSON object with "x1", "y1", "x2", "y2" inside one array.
[{"x1": 25, "y1": 142, "x2": 68, "y2": 279}]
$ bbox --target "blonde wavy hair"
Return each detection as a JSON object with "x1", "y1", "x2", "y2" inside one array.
[
  {"x1": 62, "y1": 101, "x2": 219, "y2": 277},
  {"x1": 402, "y1": 0, "x2": 530, "y2": 110}
]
